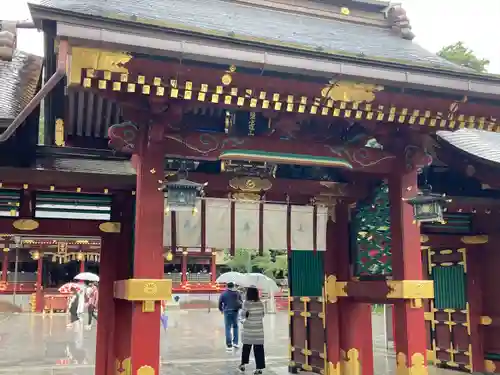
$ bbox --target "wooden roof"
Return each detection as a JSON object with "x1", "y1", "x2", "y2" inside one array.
[
  {"x1": 0, "y1": 50, "x2": 42, "y2": 124},
  {"x1": 437, "y1": 130, "x2": 500, "y2": 166},
  {"x1": 34, "y1": 0, "x2": 465, "y2": 71}
]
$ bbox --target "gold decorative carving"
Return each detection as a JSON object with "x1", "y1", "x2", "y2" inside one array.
[
  {"x1": 54, "y1": 119, "x2": 65, "y2": 146},
  {"x1": 341, "y1": 348, "x2": 361, "y2": 375},
  {"x1": 396, "y1": 352, "x2": 426, "y2": 375},
  {"x1": 114, "y1": 279, "x2": 172, "y2": 308},
  {"x1": 12, "y1": 219, "x2": 39, "y2": 231},
  {"x1": 232, "y1": 192, "x2": 261, "y2": 201},
  {"x1": 324, "y1": 275, "x2": 348, "y2": 303},
  {"x1": 426, "y1": 349, "x2": 435, "y2": 363},
  {"x1": 480, "y1": 315, "x2": 492, "y2": 325},
  {"x1": 420, "y1": 235, "x2": 429, "y2": 243},
  {"x1": 321, "y1": 81, "x2": 383, "y2": 103},
  {"x1": 386, "y1": 280, "x2": 434, "y2": 300},
  {"x1": 485, "y1": 359, "x2": 496, "y2": 373},
  {"x1": 229, "y1": 177, "x2": 272, "y2": 192},
  {"x1": 319, "y1": 181, "x2": 347, "y2": 196},
  {"x1": 137, "y1": 365, "x2": 155, "y2": 375},
  {"x1": 115, "y1": 357, "x2": 131, "y2": 375},
  {"x1": 70, "y1": 47, "x2": 131, "y2": 86},
  {"x1": 99, "y1": 222, "x2": 122, "y2": 233},
  {"x1": 328, "y1": 361, "x2": 340, "y2": 375},
  {"x1": 461, "y1": 235, "x2": 488, "y2": 244}
]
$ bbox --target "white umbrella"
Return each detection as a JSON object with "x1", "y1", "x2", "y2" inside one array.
[
  {"x1": 241, "y1": 273, "x2": 280, "y2": 293},
  {"x1": 216, "y1": 271, "x2": 247, "y2": 285},
  {"x1": 74, "y1": 272, "x2": 100, "y2": 282}
]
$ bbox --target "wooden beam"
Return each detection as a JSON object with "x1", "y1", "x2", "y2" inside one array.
[
  {"x1": 187, "y1": 172, "x2": 367, "y2": 199},
  {"x1": 0, "y1": 217, "x2": 113, "y2": 237},
  {"x1": 159, "y1": 132, "x2": 396, "y2": 174},
  {"x1": 0, "y1": 167, "x2": 135, "y2": 192},
  {"x1": 125, "y1": 58, "x2": 500, "y2": 123}
]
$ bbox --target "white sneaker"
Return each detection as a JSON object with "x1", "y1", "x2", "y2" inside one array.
[{"x1": 232, "y1": 342, "x2": 240, "y2": 348}]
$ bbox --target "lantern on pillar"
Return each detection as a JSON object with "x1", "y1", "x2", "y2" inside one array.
[
  {"x1": 164, "y1": 251, "x2": 173, "y2": 262},
  {"x1": 162, "y1": 178, "x2": 206, "y2": 214},
  {"x1": 31, "y1": 251, "x2": 40, "y2": 260},
  {"x1": 403, "y1": 188, "x2": 451, "y2": 224}
]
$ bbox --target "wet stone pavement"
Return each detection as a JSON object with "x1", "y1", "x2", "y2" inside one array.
[{"x1": 0, "y1": 311, "x2": 454, "y2": 375}]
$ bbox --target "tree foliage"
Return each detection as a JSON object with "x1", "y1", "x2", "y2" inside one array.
[
  {"x1": 437, "y1": 42, "x2": 490, "y2": 73},
  {"x1": 222, "y1": 249, "x2": 288, "y2": 279}
]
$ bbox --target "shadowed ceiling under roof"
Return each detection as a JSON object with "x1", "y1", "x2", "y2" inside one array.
[
  {"x1": 0, "y1": 50, "x2": 43, "y2": 127},
  {"x1": 437, "y1": 129, "x2": 500, "y2": 165}
]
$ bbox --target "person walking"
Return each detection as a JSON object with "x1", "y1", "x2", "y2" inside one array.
[
  {"x1": 238, "y1": 286, "x2": 266, "y2": 374},
  {"x1": 218, "y1": 281, "x2": 243, "y2": 351},
  {"x1": 85, "y1": 282, "x2": 98, "y2": 330},
  {"x1": 66, "y1": 287, "x2": 82, "y2": 328}
]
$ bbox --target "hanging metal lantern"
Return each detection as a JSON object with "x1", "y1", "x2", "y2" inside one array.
[
  {"x1": 403, "y1": 188, "x2": 451, "y2": 224},
  {"x1": 163, "y1": 179, "x2": 206, "y2": 212}
]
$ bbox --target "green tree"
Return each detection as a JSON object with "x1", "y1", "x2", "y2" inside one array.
[
  {"x1": 223, "y1": 249, "x2": 288, "y2": 279},
  {"x1": 223, "y1": 248, "x2": 254, "y2": 273},
  {"x1": 438, "y1": 42, "x2": 490, "y2": 73},
  {"x1": 252, "y1": 250, "x2": 288, "y2": 279}
]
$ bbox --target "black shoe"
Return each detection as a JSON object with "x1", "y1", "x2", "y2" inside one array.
[
  {"x1": 237, "y1": 364, "x2": 245, "y2": 372},
  {"x1": 226, "y1": 345, "x2": 233, "y2": 352},
  {"x1": 253, "y1": 370, "x2": 263, "y2": 375}
]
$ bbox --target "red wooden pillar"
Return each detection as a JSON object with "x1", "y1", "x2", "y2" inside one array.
[
  {"x1": 129, "y1": 123, "x2": 165, "y2": 375},
  {"x1": 96, "y1": 195, "x2": 124, "y2": 375},
  {"x1": 111, "y1": 194, "x2": 135, "y2": 375},
  {"x1": 35, "y1": 254, "x2": 44, "y2": 313},
  {"x1": 210, "y1": 251, "x2": 217, "y2": 283},
  {"x1": 80, "y1": 260, "x2": 85, "y2": 273},
  {"x1": 324, "y1": 205, "x2": 341, "y2": 374},
  {"x1": 1, "y1": 250, "x2": 8, "y2": 282},
  {"x1": 337, "y1": 204, "x2": 374, "y2": 375},
  {"x1": 181, "y1": 250, "x2": 188, "y2": 284},
  {"x1": 389, "y1": 169, "x2": 428, "y2": 374}
]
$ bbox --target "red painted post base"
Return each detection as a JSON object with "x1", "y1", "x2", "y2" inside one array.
[
  {"x1": 393, "y1": 301, "x2": 427, "y2": 375},
  {"x1": 339, "y1": 301, "x2": 374, "y2": 375}
]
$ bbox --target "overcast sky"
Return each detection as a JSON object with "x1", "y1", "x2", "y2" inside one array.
[{"x1": 2, "y1": 0, "x2": 499, "y2": 74}]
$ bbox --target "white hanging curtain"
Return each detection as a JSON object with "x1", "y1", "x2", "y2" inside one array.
[
  {"x1": 163, "y1": 199, "x2": 172, "y2": 247},
  {"x1": 206, "y1": 198, "x2": 231, "y2": 249},
  {"x1": 234, "y1": 202, "x2": 260, "y2": 249},
  {"x1": 263, "y1": 203, "x2": 287, "y2": 250},
  {"x1": 176, "y1": 201, "x2": 202, "y2": 248},
  {"x1": 290, "y1": 205, "x2": 314, "y2": 250},
  {"x1": 316, "y1": 206, "x2": 328, "y2": 251}
]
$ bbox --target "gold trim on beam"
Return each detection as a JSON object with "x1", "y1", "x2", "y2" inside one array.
[
  {"x1": 386, "y1": 280, "x2": 434, "y2": 300},
  {"x1": 324, "y1": 275, "x2": 348, "y2": 303},
  {"x1": 69, "y1": 47, "x2": 131, "y2": 86},
  {"x1": 99, "y1": 222, "x2": 121, "y2": 233},
  {"x1": 461, "y1": 235, "x2": 488, "y2": 244},
  {"x1": 480, "y1": 315, "x2": 492, "y2": 325},
  {"x1": 80, "y1": 74, "x2": 500, "y2": 132}
]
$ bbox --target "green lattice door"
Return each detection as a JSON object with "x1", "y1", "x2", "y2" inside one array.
[
  {"x1": 425, "y1": 247, "x2": 472, "y2": 372},
  {"x1": 288, "y1": 250, "x2": 325, "y2": 375}
]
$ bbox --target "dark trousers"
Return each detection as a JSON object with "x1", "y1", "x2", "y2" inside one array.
[
  {"x1": 87, "y1": 305, "x2": 97, "y2": 325},
  {"x1": 241, "y1": 344, "x2": 265, "y2": 370}
]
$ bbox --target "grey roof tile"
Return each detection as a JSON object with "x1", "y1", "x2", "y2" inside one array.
[
  {"x1": 0, "y1": 50, "x2": 42, "y2": 121},
  {"x1": 437, "y1": 129, "x2": 500, "y2": 165},
  {"x1": 35, "y1": 0, "x2": 465, "y2": 71}
]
